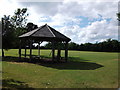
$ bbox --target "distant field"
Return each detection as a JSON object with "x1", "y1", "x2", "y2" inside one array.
[{"x1": 2, "y1": 49, "x2": 118, "y2": 89}]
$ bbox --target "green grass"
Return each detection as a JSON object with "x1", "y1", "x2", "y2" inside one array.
[{"x1": 2, "y1": 49, "x2": 118, "y2": 89}]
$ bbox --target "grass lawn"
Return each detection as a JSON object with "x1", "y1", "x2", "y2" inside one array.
[{"x1": 2, "y1": 49, "x2": 118, "y2": 89}]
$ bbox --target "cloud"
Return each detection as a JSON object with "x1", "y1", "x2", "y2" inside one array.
[
  {"x1": 26, "y1": 1, "x2": 118, "y2": 20},
  {"x1": 17, "y1": 1, "x2": 120, "y2": 44},
  {"x1": 0, "y1": 0, "x2": 118, "y2": 44},
  {"x1": 60, "y1": 19, "x2": 118, "y2": 44},
  {"x1": 59, "y1": 1, "x2": 118, "y2": 19},
  {"x1": 19, "y1": 2, "x2": 62, "y2": 16}
]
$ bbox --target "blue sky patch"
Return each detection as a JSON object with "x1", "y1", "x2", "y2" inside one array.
[
  {"x1": 75, "y1": 15, "x2": 112, "y2": 28},
  {"x1": 39, "y1": 16, "x2": 52, "y2": 22}
]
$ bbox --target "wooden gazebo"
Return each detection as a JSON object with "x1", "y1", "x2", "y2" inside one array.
[{"x1": 19, "y1": 24, "x2": 71, "y2": 62}]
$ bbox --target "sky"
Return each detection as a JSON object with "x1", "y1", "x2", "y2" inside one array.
[{"x1": 0, "y1": 0, "x2": 119, "y2": 44}]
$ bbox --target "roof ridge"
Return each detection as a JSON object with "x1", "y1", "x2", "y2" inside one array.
[
  {"x1": 29, "y1": 25, "x2": 44, "y2": 37},
  {"x1": 48, "y1": 25, "x2": 70, "y2": 39},
  {"x1": 46, "y1": 24, "x2": 56, "y2": 37}
]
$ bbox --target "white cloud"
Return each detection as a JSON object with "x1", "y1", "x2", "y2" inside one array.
[
  {"x1": 0, "y1": 0, "x2": 118, "y2": 44},
  {"x1": 59, "y1": 1, "x2": 118, "y2": 19},
  {"x1": 53, "y1": 18, "x2": 118, "y2": 44},
  {"x1": 0, "y1": 0, "x2": 26, "y2": 18},
  {"x1": 69, "y1": 19, "x2": 117, "y2": 44}
]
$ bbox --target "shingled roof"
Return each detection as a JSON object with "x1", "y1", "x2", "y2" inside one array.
[{"x1": 19, "y1": 24, "x2": 71, "y2": 42}]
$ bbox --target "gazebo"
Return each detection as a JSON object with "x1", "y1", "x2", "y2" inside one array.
[{"x1": 19, "y1": 24, "x2": 71, "y2": 62}]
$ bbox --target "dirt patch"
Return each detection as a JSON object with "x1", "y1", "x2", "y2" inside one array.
[
  {"x1": 8, "y1": 62, "x2": 27, "y2": 65},
  {"x1": 113, "y1": 59, "x2": 120, "y2": 61}
]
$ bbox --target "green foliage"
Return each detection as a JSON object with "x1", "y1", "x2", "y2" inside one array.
[
  {"x1": 26, "y1": 22, "x2": 38, "y2": 32},
  {"x1": 68, "y1": 42, "x2": 79, "y2": 50},
  {"x1": 11, "y1": 8, "x2": 28, "y2": 28},
  {"x1": 44, "y1": 39, "x2": 119, "y2": 52},
  {"x1": 2, "y1": 8, "x2": 28, "y2": 50},
  {"x1": 44, "y1": 42, "x2": 52, "y2": 49},
  {"x1": 44, "y1": 42, "x2": 65, "y2": 49},
  {"x1": 2, "y1": 15, "x2": 15, "y2": 50},
  {"x1": 79, "y1": 39, "x2": 119, "y2": 52}
]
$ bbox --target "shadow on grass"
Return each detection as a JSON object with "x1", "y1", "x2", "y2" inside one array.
[
  {"x1": 21, "y1": 54, "x2": 51, "y2": 59},
  {"x1": 2, "y1": 79, "x2": 34, "y2": 90},
  {"x1": 2, "y1": 56, "x2": 103, "y2": 70}
]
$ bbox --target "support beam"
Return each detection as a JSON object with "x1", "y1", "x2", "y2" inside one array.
[
  {"x1": 52, "y1": 41, "x2": 55, "y2": 61},
  {"x1": 25, "y1": 41, "x2": 27, "y2": 58},
  {"x1": 30, "y1": 39, "x2": 32, "y2": 60},
  {"x1": 25, "y1": 46, "x2": 26, "y2": 58},
  {"x1": 2, "y1": 49, "x2": 4, "y2": 57},
  {"x1": 38, "y1": 42, "x2": 40, "y2": 59},
  {"x1": 57, "y1": 42, "x2": 62, "y2": 61},
  {"x1": 38, "y1": 41, "x2": 43, "y2": 59},
  {"x1": 57, "y1": 47, "x2": 61, "y2": 61},
  {"x1": 19, "y1": 40, "x2": 21, "y2": 59},
  {"x1": 65, "y1": 42, "x2": 68, "y2": 62},
  {"x1": 57, "y1": 49, "x2": 61, "y2": 61}
]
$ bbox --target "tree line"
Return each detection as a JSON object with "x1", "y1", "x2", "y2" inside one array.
[{"x1": 37, "y1": 39, "x2": 119, "y2": 52}]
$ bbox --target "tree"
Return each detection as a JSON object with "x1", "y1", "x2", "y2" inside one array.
[
  {"x1": 26, "y1": 22, "x2": 38, "y2": 32},
  {"x1": 11, "y1": 8, "x2": 28, "y2": 28},
  {"x1": 2, "y1": 15, "x2": 15, "y2": 57},
  {"x1": 68, "y1": 42, "x2": 79, "y2": 50},
  {"x1": 117, "y1": 12, "x2": 120, "y2": 27},
  {"x1": 2, "y1": 8, "x2": 28, "y2": 57},
  {"x1": 117, "y1": 12, "x2": 120, "y2": 21}
]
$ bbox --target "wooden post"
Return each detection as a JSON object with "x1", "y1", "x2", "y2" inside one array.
[
  {"x1": 25, "y1": 40, "x2": 27, "y2": 58},
  {"x1": 30, "y1": 39, "x2": 32, "y2": 60},
  {"x1": 19, "y1": 40, "x2": 21, "y2": 59},
  {"x1": 52, "y1": 41, "x2": 55, "y2": 61},
  {"x1": 38, "y1": 42, "x2": 40, "y2": 59},
  {"x1": 65, "y1": 42, "x2": 68, "y2": 62},
  {"x1": 57, "y1": 49, "x2": 61, "y2": 61},
  {"x1": 2, "y1": 49, "x2": 4, "y2": 57},
  {"x1": 25, "y1": 46, "x2": 26, "y2": 58}
]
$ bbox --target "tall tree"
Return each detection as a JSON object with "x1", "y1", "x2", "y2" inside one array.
[
  {"x1": 2, "y1": 8, "x2": 28, "y2": 57},
  {"x1": 2, "y1": 15, "x2": 15, "y2": 57}
]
